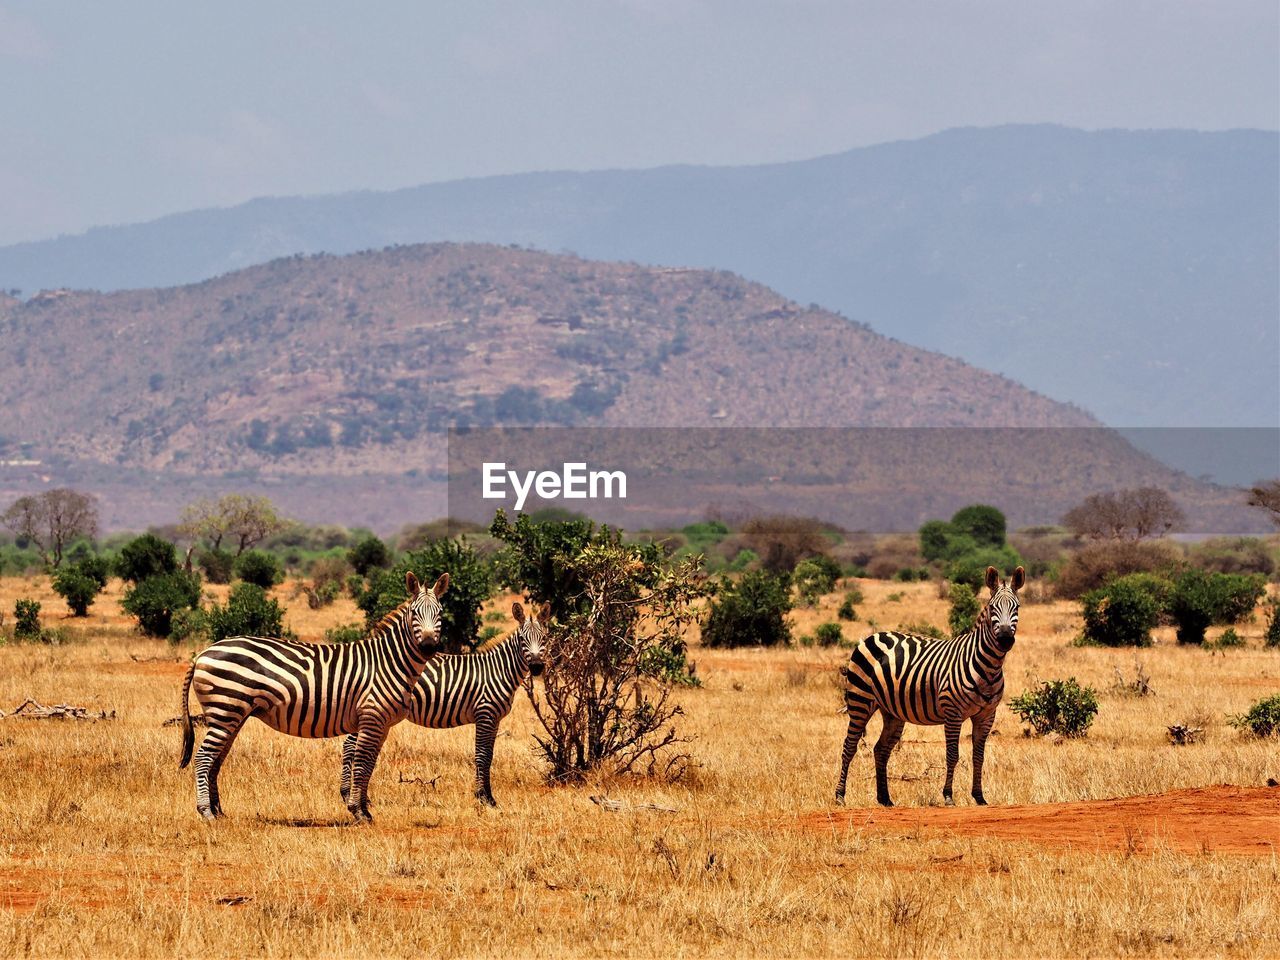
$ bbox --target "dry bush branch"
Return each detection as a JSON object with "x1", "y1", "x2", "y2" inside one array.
[{"x1": 0, "y1": 698, "x2": 115, "y2": 721}]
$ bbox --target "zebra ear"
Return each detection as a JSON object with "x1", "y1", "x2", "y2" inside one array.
[
  {"x1": 432, "y1": 572, "x2": 450, "y2": 597},
  {"x1": 1011, "y1": 566, "x2": 1026, "y2": 591},
  {"x1": 511, "y1": 602, "x2": 525, "y2": 624},
  {"x1": 985, "y1": 566, "x2": 1000, "y2": 593},
  {"x1": 405, "y1": 571, "x2": 421, "y2": 595},
  {"x1": 538, "y1": 602, "x2": 551, "y2": 623}
]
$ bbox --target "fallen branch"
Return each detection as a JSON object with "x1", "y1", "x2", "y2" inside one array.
[
  {"x1": 1166, "y1": 724, "x2": 1204, "y2": 746},
  {"x1": 129, "y1": 653, "x2": 183, "y2": 663},
  {"x1": 162, "y1": 713, "x2": 209, "y2": 728},
  {"x1": 0, "y1": 699, "x2": 115, "y2": 721},
  {"x1": 397, "y1": 771, "x2": 441, "y2": 790},
  {"x1": 589, "y1": 795, "x2": 679, "y2": 814}
]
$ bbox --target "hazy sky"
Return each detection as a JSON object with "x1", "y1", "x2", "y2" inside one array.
[{"x1": 2, "y1": 0, "x2": 1276, "y2": 246}]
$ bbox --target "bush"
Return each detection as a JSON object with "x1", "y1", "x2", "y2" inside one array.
[
  {"x1": 813, "y1": 622, "x2": 844, "y2": 647},
  {"x1": 1205, "y1": 627, "x2": 1245, "y2": 650},
  {"x1": 233, "y1": 550, "x2": 282, "y2": 588},
  {"x1": 347, "y1": 535, "x2": 391, "y2": 576},
  {"x1": 944, "y1": 547, "x2": 1023, "y2": 591},
  {"x1": 51, "y1": 567, "x2": 102, "y2": 617},
  {"x1": 359, "y1": 537, "x2": 492, "y2": 651},
  {"x1": 1228, "y1": 694, "x2": 1280, "y2": 738},
  {"x1": 1188, "y1": 537, "x2": 1275, "y2": 576},
  {"x1": 947, "y1": 582, "x2": 979, "y2": 636},
  {"x1": 207, "y1": 583, "x2": 290, "y2": 642},
  {"x1": 894, "y1": 567, "x2": 930, "y2": 582},
  {"x1": 115, "y1": 533, "x2": 178, "y2": 584},
  {"x1": 1079, "y1": 574, "x2": 1168, "y2": 647},
  {"x1": 950, "y1": 504, "x2": 1007, "y2": 549},
  {"x1": 197, "y1": 548, "x2": 235, "y2": 584},
  {"x1": 69, "y1": 553, "x2": 111, "y2": 589},
  {"x1": 837, "y1": 594, "x2": 859, "y2": 621},
  {"x1": 1053, "y1": 540, "x2": 1179, "y2": 599},
  {"x1": 793, "y1": 556, "x2": 840, "y2": 606},
  {"x1": 1008, "y1": 678, "x2": 1099, "y2": 737},
  {"x1": 701, "y1": 571, "x2": 792, "y2": 648},
  {"x1": 324, "y1": 623, "x2": 366, "y2": 644},
  {"x1": 1265, "y1": 602, "x2": 1280, "y2": 649},
  {"x1": 122, "y1": 571, "x2": 202, "y2": 637},
  {"x1": 14, "y1": 599, "x2": 41, "y2": 640},
  {"x1": 168, "y1": 607, "x2": 209, "y2": 645},
  {"x1": 1168, "y1": 569, "x2": 1267, "y2": 646}
]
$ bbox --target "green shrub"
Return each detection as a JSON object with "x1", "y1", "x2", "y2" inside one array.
[
  {"x1": 69, "y1": 554, "x2": 111, "y2": 589},
  {"x1": 51, "y1": 567, "x2": 102, "y2": 617},
  {"x1": 168, "y1": 607, "x2": 209, "y2": 645},
  {"x1": 638, "y1": 640, "x2": 702, "y2": 686},
  {"x1": 945, "y1": 547, "x2": 1023, "y2": 591},
  {"x1": 1227, "y1": 694, "x2": 1280, "y2": 738},
  {"x1": 207, "y1": 583, "x2": 290, "y2": 642},
  {"x1": 14, "y1": 599, "x2": 41, "y2": 639},
  {"x1": 1008, "y1": 678, "x2": 1099, "y2": 737},
  {"x1": 233, "y1": 550, "x2": 282, "y2": 588},
  {"x1": 122, "y1": 571, "x2": 202, "y2": 637},
  {"x1": 950, "y1": 505, "x2": 1008, "y2": 549},
  {"x1": 1205, "y1": 627, "x2": 1245, "y2": 650},
  {"x1": 1265, "y1": 602, "x2": 1280, "y2": 649},
  {"x1": 347, "y1": 535, "x2": 391, "y2": 576},
  {"x1": 793, "y1": 556, "x2": 840, "y2": 606},
  {"x1": 1188, "y1": 537, "x2": 1275, "y2": 577},
  {"x1": 1169, "y1": 569, "x2": 1267, "y2": 646},
  {"x1": 947, "y1": 582, "x2": 979, "y2": 636},
  {"x1": 115, "y1": 533, "x2": 178, "y2": 584},
  {"x1": 197, "y1": 548, "x2": 235, "y2": 584},
  {"x1": 324, "y1": 622, "x2": 366, "y2": 644},
  {"x1": 1079, "y1": 574, "x2": 1168, "y2": 647},
  {"x1": 359, "y1": 537, "x2": 492, "y2": 651},
  {"x1": 813, "y1": 622, "x2": 844, "y2": 647},
  {"x1": 726, "y1": 548, "x2": 757, "y2": 572},
  {"x1": 894, "y1": 567, "x2": 930, "y2": 582},
  {"x1": 701, "y1": 571, "x2": 792, "y2": 648},
  {"x1": 837, "y1": 594, "x2": 859, "y2": 622}
]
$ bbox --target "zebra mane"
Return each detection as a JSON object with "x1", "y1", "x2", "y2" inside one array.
[{"x1": 370, "y1": 596, "x2": 417, "y2": 636}]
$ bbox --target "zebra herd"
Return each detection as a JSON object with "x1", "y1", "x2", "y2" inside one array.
[{"x1": 178, "y1": 564, "x2": 1024, "y2": 821}]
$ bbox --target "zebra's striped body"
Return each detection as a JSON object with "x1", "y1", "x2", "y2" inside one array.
[
  {"x1": 179, "y1": 572, "x2": 449, "y2": 822},
  {"x1": 835, "y1": 565, "x2": 1024, "y2": 807},
  {"x1": 341, "y1": 601, "x2": 547, "y2": 807}
]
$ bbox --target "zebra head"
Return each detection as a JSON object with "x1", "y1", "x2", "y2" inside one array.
[
  {"x1": 983, "y1": 565, "x2": 1025, "y2": 650},
  {"x1": 511, "y1": 601, "x2": 549, "y2": 677},
  {"x1": 405, "y1": 571, "x2": 450, "y2": 657}
]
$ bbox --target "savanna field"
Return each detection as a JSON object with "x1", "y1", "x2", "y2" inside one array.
[{"x1": 1, "y1": 575, "x2": 1278, "y2": 958}]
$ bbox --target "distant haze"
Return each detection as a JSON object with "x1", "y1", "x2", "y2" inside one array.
[
  {"x1": 1, "y1": 2, "x2": 1275, "y2": 246},
  {"x1": 2, "y1": 126, "x2": 1275, "y2": 431}
]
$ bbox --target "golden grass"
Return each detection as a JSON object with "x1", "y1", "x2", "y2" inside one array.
[{"x1": 0, "y1": 574, "x2": 1278, "y2": 958}]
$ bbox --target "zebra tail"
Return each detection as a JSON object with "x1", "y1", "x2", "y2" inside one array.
[{"x1": 178, "y1": 661, "x2": 196, "y2": 769}]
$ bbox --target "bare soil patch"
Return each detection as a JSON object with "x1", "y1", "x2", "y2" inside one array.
[{"x1": 801, "y1": 784, "x2": 1280, "y2": 856}]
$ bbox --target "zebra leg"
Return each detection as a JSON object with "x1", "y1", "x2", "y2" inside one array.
[
  {"x1": 873, "y1": 716, "x2": 906, "y2": 807},
  {"x1": 970, "y1": 711, "x2": 997, "y2": 805},
  {"x1": 834, "y1": 699, "x2": 875, "y2": 805},
  {"x1": 474, "y1": 711, "x2": 499, "y2": 807},
  {"x1": 941, "y1": 719, "x2": 962, "y2": 806},
  {"x1": 347, "y1": 716, "x2": 391, "y2": 824},
  {"x1": 339, "y1": 734, "x2": 357, "y2": 806},
  {"x1": 194, "y1": 716, "x2": 247, "y2": 821}
]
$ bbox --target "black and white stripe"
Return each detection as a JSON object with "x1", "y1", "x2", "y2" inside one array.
[
  {"x1": 341, "y1": 601, "x2": 547, "y2": 807},
  {"x1": 179, "y1": 572, "x2": 450, "y2": 822},
  {"x1": 835, "y1": 565, "x2": 1025, "y2": 807}
]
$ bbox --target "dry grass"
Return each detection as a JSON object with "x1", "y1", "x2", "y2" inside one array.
[{"x1": 1, "y1": 574, "x2": 1278, "y2": 958}]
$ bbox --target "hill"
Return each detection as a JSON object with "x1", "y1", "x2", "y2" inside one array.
[
  {"x1": 0, "y1": 125, "x2": 1275, "y2": 429},
  {"x1": 0, "y1": 244, "x2": 1261, "y2": 533}
]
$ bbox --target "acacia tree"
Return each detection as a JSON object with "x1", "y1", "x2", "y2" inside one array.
[
  {"x1": 178, "y1": 494, "x2": 286, "y2": 556},
  {"x1": 1062, "y1": 487, "x2": 1184, "y2": 541},
  {"x1": 523, "y1": 542, "x2": 705, "y2": 784},
  {"x1": 1, "y1": 488, "x2": 99, "y2": 568},
  {"x1": 740, "y1": 515, "x2": 829, "y2": 574},
  {"x1": 1247, "y1": 479, "x2": 1280, "y2": 528}
]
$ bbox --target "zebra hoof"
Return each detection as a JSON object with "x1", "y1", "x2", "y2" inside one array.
[
  {"x1": 944, "y1": 796, "x2": 955, "y2": 807},
  {"x1": 477, "y1": 795, "x2": 498, "y2": 808},
  {"x1": 877, "y1": 797, "x2": 894, "y2": 808},
  {"x1": 198, "y1": 807, "x2": 217, "y2": 822},
  {"x1": 348, "y1": 806, "x2": 373, "y2": 824},
  {"x1": 973, "y1": 795, "x2": 988, "y2": 806},
  {"x1": 834, "y1": 793, "x2": 845, "y2": 807}
]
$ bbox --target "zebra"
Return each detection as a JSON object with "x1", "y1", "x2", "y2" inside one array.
[
  {"x1": 178, "y1": 572, "x2": 450, "y2": 823},
  {"x1": 835, "y1": 565, "x2": 1024, "y2": 808},
  {"x1": 340, "y1": 600, "x2": 547, "y2": 807}
]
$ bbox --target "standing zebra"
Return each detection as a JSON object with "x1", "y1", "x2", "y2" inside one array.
[
  {"x1": 835, "y1": 565, "x2": 1024, "y2": 807},
  {"x1": 179, "y1": 572, "x2": 450, "y2": 823},
  {"x1": 340, "y1": 600, "x2": 547, "y2": 807}
]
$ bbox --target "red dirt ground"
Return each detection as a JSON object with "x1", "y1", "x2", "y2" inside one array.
[{"x1": 801, "y1": 784, "x2": 1280, "y2": 856}]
